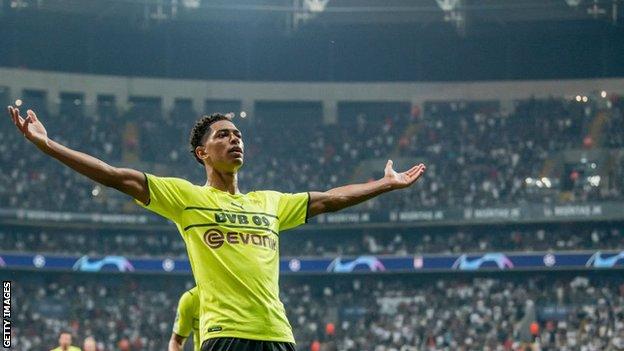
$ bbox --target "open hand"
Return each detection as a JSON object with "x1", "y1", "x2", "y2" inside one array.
[
  {"x1": 8, "y1": 106, "x2": 48, "y2": 148},
  {"x1": 383, "y1": 159, "x2": 426, "y2": 190}
]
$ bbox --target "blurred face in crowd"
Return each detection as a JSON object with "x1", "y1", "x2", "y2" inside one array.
[
  {"x1": 83, "y1": 336, "x2": 97, "y2": 351},
  {"x1": 59, "y1": 333, "x2": 72, "y2": 349},
  {"x1": 201, "y1": 120, "x2": 244, "y2": 173}
]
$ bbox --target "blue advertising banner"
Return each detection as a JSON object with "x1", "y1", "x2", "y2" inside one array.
[{"x1": 2, "y1": 251, "x2": 623, "y2": 275}]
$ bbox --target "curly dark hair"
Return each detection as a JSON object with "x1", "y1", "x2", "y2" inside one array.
[{"x1": 189, "y1": 113, "x2": 231, "y2": 164}]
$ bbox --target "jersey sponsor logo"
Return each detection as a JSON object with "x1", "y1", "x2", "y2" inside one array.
[
  {"x1": 214, "y1": 212, "x2": 271, "y2": 227},
  {"x1": 230, "y1": 202, "x2": 244, "y2": 210},
  {"x1": 203, "y1": 229, "x2": 277, "y2": 251}
]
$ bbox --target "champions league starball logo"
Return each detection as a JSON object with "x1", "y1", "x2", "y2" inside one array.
[
  {"x1": 326, "y1": 256, "x2": 386, "y2": 273},
  {"x1": 72, "y1": 256, "x2": 135, "y2": 272},
  {"x1": 452, "y1": 253, "x2": 514, "y2": 270},
  {"x1": 586, "y1": 251, "x2": 624, "y2": 268}
]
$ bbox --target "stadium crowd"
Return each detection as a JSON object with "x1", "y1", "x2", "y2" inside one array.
[
  {"x1": 384, "y1": 97, "x2": 623, "y2": 210},
  {"x1": 1, "y1": 94, "x2": 622, "y2": 214},
  {"x1": 8, "y1": 272, "x2": 624, "y2": 351},
  {"x1": 1, "y1": 224, "x2": 622, "y2": 258}
]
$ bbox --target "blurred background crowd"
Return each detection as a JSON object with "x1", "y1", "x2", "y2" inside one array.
[
  {"x1": 1, "y1": 94, "x2": 622, "y2": 214},
  {"x1": 10, "y1": 272, "x2": 624, "y2": 351}
]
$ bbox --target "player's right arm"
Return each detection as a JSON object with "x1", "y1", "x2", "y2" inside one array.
[
  {"x1": 7, "y1": 106, "x2": 149, "y2": 204},
  {"x1": 168, "y1": 333, "x2": 187, "y2": 351}
]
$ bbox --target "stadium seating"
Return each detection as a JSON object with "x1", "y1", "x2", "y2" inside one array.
[{"x1": 1, "y1": 95, "x2": 622, "y2": 214}]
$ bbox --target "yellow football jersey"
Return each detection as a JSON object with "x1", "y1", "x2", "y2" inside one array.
[{"x1": 137, "y1": 174, "x2": 308, "y2": 344}]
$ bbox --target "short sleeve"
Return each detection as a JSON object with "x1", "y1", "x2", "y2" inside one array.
[
  {"x1": 277, "y1": 192, "x2": 309, "y2": 232},
  {"x1": 134, "y1": 173, "x2": 190, "y2": 221},
  {"x1": 173, "y1": 291, "x2": 195, "y2": 338}
]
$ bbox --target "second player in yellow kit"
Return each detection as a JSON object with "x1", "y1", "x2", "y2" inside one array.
[
  {"x1": 171, "y1": 287, "x2": 201, "y2": 351},
  {"x1": 50, "y1": 347, "x2": 81, "y2": 351},
  {"x1": 50, "y1": 332, "x2": 81, "y2": 351}
]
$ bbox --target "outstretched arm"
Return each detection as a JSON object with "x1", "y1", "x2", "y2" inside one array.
[
  {"x1": 7, "y1": 106, "x2": 149, "y2": 204},
  {"x1": 307, "y1": 160, "x2": 426, "y2": 217}
]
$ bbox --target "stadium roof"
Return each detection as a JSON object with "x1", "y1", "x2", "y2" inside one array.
[{"x1": 7, "y1": 0, "x2": 622, "y2": 29}]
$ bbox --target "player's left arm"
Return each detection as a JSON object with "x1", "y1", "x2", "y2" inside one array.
[{"x1": 307, "y1": 160, "x2": 426, "y2": 217}]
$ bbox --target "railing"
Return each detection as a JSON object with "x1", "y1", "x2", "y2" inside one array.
[{"x1": 1, "y1": 201, "x2": 622, "y2": 230}]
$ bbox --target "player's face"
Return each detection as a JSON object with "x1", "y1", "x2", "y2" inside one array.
[
  {"x1": 204, "y1": 120, "x2": 244, "y2": 172},
  {"x1": 83, "y1": 338, "x2": 96, "y2": 351},
  {"x1": 59, "y1": 333, "x2": 72, "y2": 347}
]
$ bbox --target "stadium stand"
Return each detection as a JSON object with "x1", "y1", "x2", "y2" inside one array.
[
  {"x1": 1, "y1": 95, "x2": 622, "y2": 214},
  {"x1": 9, "y1": 271, "x2": 624, "y2": 351},
  {"x1": 1, "y1": 223, "x2": 623, "y2": 258}
]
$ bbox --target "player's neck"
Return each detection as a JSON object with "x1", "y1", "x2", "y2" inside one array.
[{"x1": 205, "y1": 167, "x2": 239, "y2": 195}]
